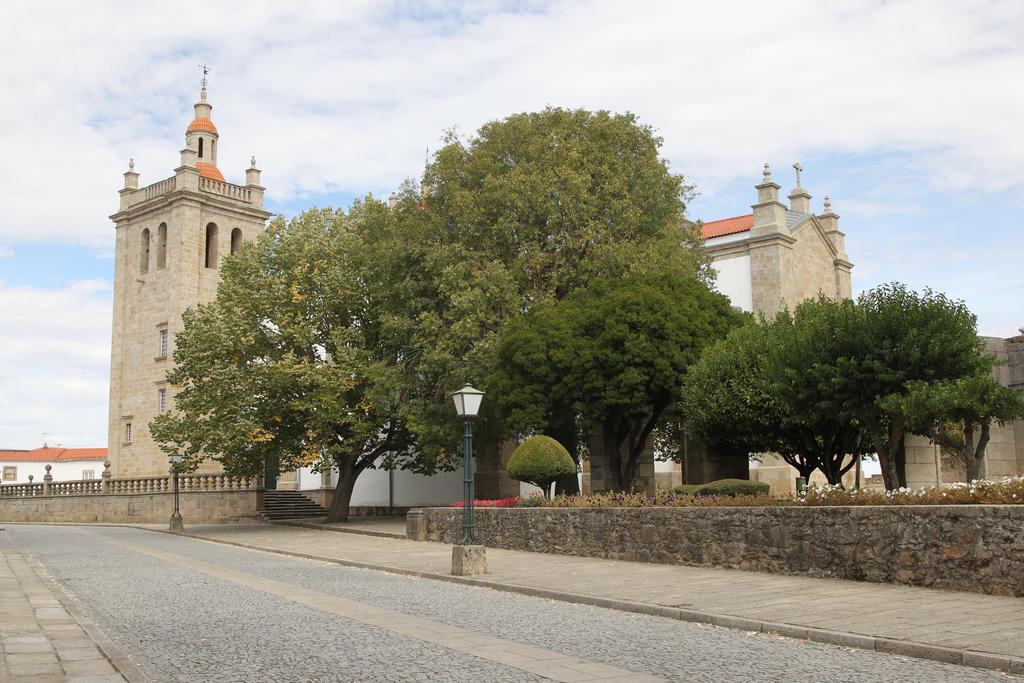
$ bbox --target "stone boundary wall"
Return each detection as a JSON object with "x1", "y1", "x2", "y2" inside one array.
[
  {"x1": 0, "y1": 490, "x2": 260, "y2": 524},
  {"x1": 411, "y1": 506, "x2": 1024, "y2": 597}
]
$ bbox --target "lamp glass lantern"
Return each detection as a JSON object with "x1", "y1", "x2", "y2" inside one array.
[{"x1": 451, "y1": 384, "x2": 485, "y2": 418}]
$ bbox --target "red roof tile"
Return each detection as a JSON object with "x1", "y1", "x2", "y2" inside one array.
[
  {"x1": 0, "y1": 447, "x2": 107, "y2": 463},
  {"x1": 187, "y1": 117, "x2": 218, "y2": 133},
  {"x1": 196, "y1": 161, "x2": 225, "y2": 181},
  {"x1": 701, "y1": 213, "x2": 753, "y2": 239}
]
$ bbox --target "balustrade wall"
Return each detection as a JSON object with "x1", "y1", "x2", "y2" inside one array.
[{"x1": 0, "y1": 463, "x2": 261, "y2": 524}]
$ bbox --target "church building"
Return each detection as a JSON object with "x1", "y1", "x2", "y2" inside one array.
[
  {"x1": 107, "y1": 82, "x2": 270, "y2": 478},
  {"x1": 108, "y1": 81, "x2": 1018, "y2": 505}
]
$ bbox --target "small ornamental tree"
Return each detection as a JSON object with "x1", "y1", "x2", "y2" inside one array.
[
  {"x1": 893, "y1": 374, "x2": 1024, "y2": 482},
  {"x1": 506, "y1": 436, "x2": 577, "y2": 497}
]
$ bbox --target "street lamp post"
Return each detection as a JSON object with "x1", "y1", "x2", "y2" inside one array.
[
  {"x1": 169, "y1": 453, "x2": 184, "y2": 531},
  {"x1": 450, "y1": 383, "x2": 487, "y2": 576}
]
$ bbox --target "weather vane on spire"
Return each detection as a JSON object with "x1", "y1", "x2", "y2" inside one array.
[
  {"x1": 793, "y1": 162, "x2": 803, "y2": 188},
  {"x1": 199, "y1": 64, "x2": 211, "y2": 91}
]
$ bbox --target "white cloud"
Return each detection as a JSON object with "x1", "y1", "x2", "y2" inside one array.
[
  {"x1": 0, "y1": 280, "x2": 111, "y2": 448},
  {"x1": 1, "y1": 0, "x2": 1021, "y2": 248}
]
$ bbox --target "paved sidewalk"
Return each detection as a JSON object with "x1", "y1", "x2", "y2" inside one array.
[
  {"x1": 281, "y1": 516, "x2": 406, "y2": 538},
  {"x1": 176, "y1": 522, "x2": 1024, "y2": 675},
  {"x1": 0, "y1": 532, "x2": 130, "y2": 682}
]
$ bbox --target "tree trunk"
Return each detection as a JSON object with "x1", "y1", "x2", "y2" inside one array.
[
  {"x1": 327, "y1": 458, "x2": 359, "y2": 523},
  {"x1": 895, "y1": 435, "x2": 907, "y2": 489},
  {"x1": 869, "y1": 416, "x2": 904, "y2": 491},
  {"x1": 964, "y1": 423, "x2": 991, "y2": 483},
  {"x1": 546, "y1": 410, "x2": 580, "y2": 496}
]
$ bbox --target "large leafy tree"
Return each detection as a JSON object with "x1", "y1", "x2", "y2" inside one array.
[
  {"x1": 490, "y1": 272, "x2": 743, "y2": 491},
  {"x1": 361, "y1": 107, "x2": 710, "y2": 492},
  {"x1": 843, "y1": 284, "x2": 988, "y2": 489},
  {"x1": 150, "y1": 209, "x2": 443, "y2": 522},
  {"x1": 683, "y1": 304, "x2": 872, "y2": 487},
  {"x1": 682, "y1": 323, "x2": 821, "y2": 483}
]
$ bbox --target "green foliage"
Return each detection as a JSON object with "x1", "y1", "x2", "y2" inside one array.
[
  {"x1": 491, "y1": 272, "x2": 744, "y2": 491},
  {"x1": 839, "y1": 283, "x2": 988, "y2": 489},
  {"x1": 149, "y1": 208, "x2": 435, "y2": 521},
  {"x1": 693, "y1": 478, "x2": 771, "y2": 497},
  {"x1": 673, "y1": 479, "x2": 770, "y2": 497},
  {"x1": 682, "y1": 303, "x2": 871, "y2": 485},
  {"x1": 890, "y1": 374, "x2": 1024, "y2": 480},
  {"x1": 376, "y1": 108, "x2": 712, "y2": 486},
  {"x1": 682, "y1": 322, "x2": 792, "y2": 462},
  {"x1": 506, "y1": 436, "x2": 577, "y2": 494}
]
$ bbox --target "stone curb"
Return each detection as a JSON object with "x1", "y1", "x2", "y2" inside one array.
[
  {"x1": 274, "y1": 519, "x2": 406, "y2": 540},
  {"x1": 19, "y1": 550, "x2": 152, "y2": 682},
  {"x1": 149, "y1": 527, "x2": 1024, "y2": 677}
]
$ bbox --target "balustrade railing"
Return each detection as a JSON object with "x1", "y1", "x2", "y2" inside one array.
[
  {"x1": 200, "y1": 177, "x2": 252, "y2": 202},
  {"x1": 0, "y1": 483, "x2": 44, "y2": 497},
  {"x1": 0, "y1": 462, "x2": 258, "y2": 498},
  {"x1": 143, "y1": 176, "x2": 176, "y2": 200}
]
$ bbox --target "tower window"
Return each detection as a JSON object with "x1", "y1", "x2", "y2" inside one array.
[
  {"x1": 124, "y1": 422, "x2": 133, "y2": 444},
  {"x1": 230, "y1": 228, "x2": 243, "y2": 255},
  {"x1": 157, "y1": 223, "x2": 167, "y2": 269},
  {"x1": 205, "y1": 223, "x2": 218, "y2": 268},
  {"x1": 158, "y1": 328, "x2": 169, "y2": 358},
  {"x1": 210, "y1": 138, "x2": 215, "y2": 162},
  {"x1": 158, "y1": 388, "x2": 167, "y2": 413},
  {"x1": 140, "y1": 228, "x2": 150, "y2": 274},
  {"x1": 198, "y1": 137, "x2": 204, "y2": 158}
]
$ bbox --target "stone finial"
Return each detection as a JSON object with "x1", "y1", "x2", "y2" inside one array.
[
  {"x1": 823, "y1": 195, "x2": 832, "y2": 212},
  {"x1": 250, "y1": 155, "x2": 257, "y2": 169},
  {"x1": 762, "y1": 163, "x2": 772, "y2": 181},
  {"x1": 43, "y1": 464, "x2": 52, "y2": 481},
  {"x1": 793, "y1": 162, "x2": 803, "y2": 188},
  {"x1": 388, "y1": 192, "x2": 398, "y2": 209},
  {"x1": 102, "y1": 461, "x2": 112, "y2": 477},
  {"x1": 129, "y1": 158, "x2": 135, "y2": 171},
  {"x1": 27, "y1": 475, "x2": 33, "y2": 483}
]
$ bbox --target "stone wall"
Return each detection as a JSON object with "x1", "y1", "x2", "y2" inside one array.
[
  {"x1": 413, "y1": 505, "x2": 1024, "y2": 597},
  {"x1": 0, "y1": 490, "x2": 260, "y2": 524}
]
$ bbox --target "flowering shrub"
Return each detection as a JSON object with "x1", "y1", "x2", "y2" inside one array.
[
  {"x1": 517, "y1": 490, "x2": 781, "y2": 508},
  {"x1": 798, "y1": 477, "x2": 1024, "y2": 506},
  {"x1": 450, "y1": 496, "x2": 520, "y2": 508},
  {"x1": 511, "y1": 477, "x2": 1024, "y2": 508}
]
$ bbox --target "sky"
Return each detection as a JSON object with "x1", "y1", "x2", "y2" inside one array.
[{"x1": 1, "y1": 0, "x2": 1022, "y2": 450}]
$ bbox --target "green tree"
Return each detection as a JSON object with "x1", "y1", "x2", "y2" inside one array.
[
  {"x1": 491, "y1": 272, "x2": 743, "y2": 492},
  {"x1": 767, "y1": 298, "x2": 873, "y2": 486},
  {"x1": 363, "y1": 108, "x2": 710, "y2": 493},
  {"x1": 894, "y1": 374, "x2": 1024, "y2": 482},
  {"x1": 682, "y1": 306, "x2": 872, "y2": 487},
  {"x1": 682, "y1": 323, "x2": 821, "y2": 484},
  {"x1": 506, "y1": 436, "x2": 577, "y2": 497},
  {"x1": 150, "y1": 208, "x2": 445, "y2": 522},
  {"x1": 846, "y1": 284, "x2": 988, "y2": 489}
]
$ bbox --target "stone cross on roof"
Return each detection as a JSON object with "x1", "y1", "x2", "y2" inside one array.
[{"x1": 793, "y1": 162, "x2": 803, "y2": 188}]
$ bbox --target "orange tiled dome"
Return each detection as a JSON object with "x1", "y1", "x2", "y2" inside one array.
[
  {"x1": 196, "y1": 161, "x2": 224, "y2": 181},
  {"x1": 187, "y1": 117, "x2": 218, "y2": 134}
]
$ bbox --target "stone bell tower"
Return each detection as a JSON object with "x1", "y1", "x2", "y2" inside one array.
[{"x1": 107, "y1": 78, "x2": 271, "y2": 477}]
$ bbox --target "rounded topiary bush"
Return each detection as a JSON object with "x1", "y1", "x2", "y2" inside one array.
[
  {"x1": 694, "y1": 478, "x2": 770, "y2": 497},
  {"x1": 506, "y1": 436, "x2": 576, "y2": 496},
  {"x1": 672, "y1": 484, "x2": 702, "y2": 495}
]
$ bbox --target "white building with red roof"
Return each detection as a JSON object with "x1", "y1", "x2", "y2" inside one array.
[
  {"x1": 0, "y1": 447, "x2": 107, "y2": 485},
  {"x1": 697, "y1": 163, "x2": 852, "y2": 318}
]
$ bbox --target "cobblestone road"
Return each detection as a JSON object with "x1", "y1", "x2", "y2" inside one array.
[{"x1": 5, "y1": 525, "x2": 1018, "y2": 682}]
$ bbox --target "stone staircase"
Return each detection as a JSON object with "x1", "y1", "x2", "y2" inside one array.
[{"x1": 259, "y1": 490, "x2": 329, "y2": 521}]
